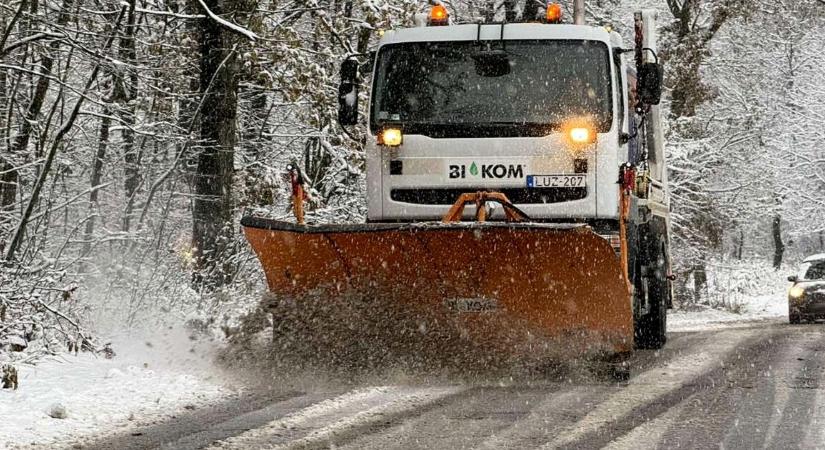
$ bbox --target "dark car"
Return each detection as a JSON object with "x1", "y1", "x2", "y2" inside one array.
[{"x1": 788, "y1": 254, "x2": 825, "y2": 324}]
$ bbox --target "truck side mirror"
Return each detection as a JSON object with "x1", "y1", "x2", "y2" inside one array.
[
  {"x1": 638, "y1": 62, "x2": 663, "y2": 105},
  {"x1": 338, "y1": 58, "x2": 360, "y2": 126},
  {"x1": 788, "y1": 275, "x2": 799, "y2": 283}
]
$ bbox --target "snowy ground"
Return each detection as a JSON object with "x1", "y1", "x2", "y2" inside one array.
[
  {"x1": 0, "y1": 329, "x2": 233, "y2": 449},
  {"x1": 669, "y1": 261, "x2": 793, "y2": 332},
  {"x1": 0, "y1": 261, "x2": 797, "y2": 448},
  {"x1": 669, "y1": 293, "x2": 788, "y2": 332}
]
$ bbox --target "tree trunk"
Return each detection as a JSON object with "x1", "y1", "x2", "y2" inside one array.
[
  {"x1": 192, "y1": 0, "x2": 238, "y2": 288},
  {"x1": 4, "y1": 6, "x2": 126, "y2": 262},
  {"x1": 664, "y1": 2, "x2": 739, "y2": 118},
  {"x1": 736, "y1": 228, "x2": 744, "y2": 260},
  {"x1": 2, "y1": 0, "x2": 74, "y2": 210},
  {"x1": 666, "y1": 2, "x2": 704, "y2": 118},
  {"x1": 0, "y1": 66, "x2": 11, "y2": 214},
  {"x1": 118, "y1": 0, "x2": 139, "y2": 231},
  {"x1": 0, "y1": 0, "x2": 28, "y2": 212},
  {"x1": 82, "y1": 110, "x2": 111, "y2": 258},
  {"x1": 772, "y1": 41, "x2": 793, "y2": 270},
  {"x1": 692, "y1": 263, "x2": 707, "y2": 305},
  {"x1": 772, "y1": 214, "x2": 784, "y2": 269}
]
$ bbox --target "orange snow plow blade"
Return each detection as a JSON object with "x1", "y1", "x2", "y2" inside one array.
[{"x1": 241, "y1": 218, "x2": 634, "y2": 357}]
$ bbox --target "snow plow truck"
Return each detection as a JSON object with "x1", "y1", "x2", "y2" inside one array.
[{"x1": 241, "y1": 2, "x2": 672, "y2": 362}]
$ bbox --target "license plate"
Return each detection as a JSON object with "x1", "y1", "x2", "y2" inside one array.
[{"x1": 527, "y1": 175, "x2": 586, "y2": 188}]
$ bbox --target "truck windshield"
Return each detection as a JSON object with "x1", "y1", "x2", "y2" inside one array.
[{"x1": 370, "y1": 40, "x2": 612, "y2": 138}]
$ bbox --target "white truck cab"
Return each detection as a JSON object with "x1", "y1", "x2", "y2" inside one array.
[
  {"x1": 364, "y1": 23, "x2": 629, "y2": 223},
  {"x1": 337, "y1": 5, "x2": 670, "y2": 225}
]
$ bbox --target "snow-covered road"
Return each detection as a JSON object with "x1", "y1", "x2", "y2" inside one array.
[
  {"x1": 81, "y1": 322, "x2": 825, "y2": 450},
  {"x1": 0, "y1": 291, "x2": 796, "y2": 449}
]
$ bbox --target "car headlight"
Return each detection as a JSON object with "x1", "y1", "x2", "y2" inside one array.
[{"x1": 789, "y1": 286, "x2": 806, "y2": 299}]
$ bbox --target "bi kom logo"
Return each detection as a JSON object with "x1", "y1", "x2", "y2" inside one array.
[{"x1": 448, "y1": 162, "x2": 525, "y2": 180}]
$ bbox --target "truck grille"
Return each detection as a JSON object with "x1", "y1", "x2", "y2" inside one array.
[{"x1": 390, "y1": 188, "x2": 588, "y2": 205}]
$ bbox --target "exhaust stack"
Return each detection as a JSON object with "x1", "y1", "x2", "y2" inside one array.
[{"x1": 574, "y1": 0, "x2": 585, "y2": 25}]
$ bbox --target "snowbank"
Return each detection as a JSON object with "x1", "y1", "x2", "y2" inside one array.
[
  {"x1": 669, "y1": 294, "x2": 788, "y2": 332},
  {"x1": 670, "y1": 260, "x2": 791, "y2": 331},
  {"x1": 0, "y1": 329, "x2": 232, "y2": 449}
]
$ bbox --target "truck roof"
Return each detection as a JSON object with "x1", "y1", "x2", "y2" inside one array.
[{"x1": 378, "y1": 23, "x2": 613, "y2": 46}]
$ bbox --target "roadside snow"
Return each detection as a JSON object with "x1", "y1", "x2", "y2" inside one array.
[
  {"x1": 669, "y1": 294, "x2": 788, "y2": 332},
  {"x1": 0, "y1": 329, "x2": 232, "y2": 449},
  {"x1": 669, "y1": 260, "x2": 792, "y2": 332}
]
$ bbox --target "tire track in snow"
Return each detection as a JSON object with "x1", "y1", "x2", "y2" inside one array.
[
  {"x1": 82, "y1": 390, "x2": 317, "y2": 450},
  {"x1": 338, "y1": 330, "x2": 742, "y2": 449},
  {"x1": 88, "y1": 324, "x2": 825, "y2": 449},
  {"x1": 340, "y1": 384, "x2": 595, "y2": 450},
  {"x1": 540, "y1": 328, "x2": 770, "y2": 449},
  {"x1": 721, "y1": 328, "x2": 825, "y2": 450},
  {"x1": 804, "y1": 341, "x2": 825, "y2": 449},
  {"x1": 472, "y1": 387, "x2": 610, "y2": 450},
  {"x1": 207, "y1": 385, "x2": 465, "y2": 449},
  {"x1": 645, "y1": 326, "x2": 825, "y2": 449},
  {"x1": 738, "y1": 331, "x2": 823, "y2": 449},
  {"x1": 334, "y1": 329, "x2": 764, "y2": 449},
  {"x1": 158, "y1": 391, "x2": 342, "y2": 450},
  {"x1": 601, "y1": 394, "x2": 692, "y2": 450}
]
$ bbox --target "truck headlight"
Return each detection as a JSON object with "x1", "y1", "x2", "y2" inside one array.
[
  {"x1": 563, "y1": 120, "x2": 597, "y2": 147},
  {"x1": 569, "y1": 127, "x2": 593, "y2": 144},
  {"x1": 789, "y1": 286, "x2": 805, "y2": 299},
  {"x1": 378, "y1": 128, "x2": 403, "y2": 147}
]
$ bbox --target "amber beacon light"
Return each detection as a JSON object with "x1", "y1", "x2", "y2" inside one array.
[
  {"x1": 428, "y1": 4, "x2": 449, "y2": 26},
  {"x1": 546, "y1": 3, "x2": 562, "y2": 24}
]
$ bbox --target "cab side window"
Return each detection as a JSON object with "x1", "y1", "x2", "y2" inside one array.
[{"x1": 614, "y1": 58, "x2": 624, "y2": 131}]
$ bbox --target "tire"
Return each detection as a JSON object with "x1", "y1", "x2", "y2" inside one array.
[
  {"x1": 634, "y1": 241, "x2": 668, "y2": 350},
  {"x1": 789, "y1": 314, "x2": 801, "y2": 325}
]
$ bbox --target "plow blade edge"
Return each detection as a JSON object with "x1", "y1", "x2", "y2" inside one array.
[{"x1": 241, "y1": 218, "x2": 634, "y2": 356}]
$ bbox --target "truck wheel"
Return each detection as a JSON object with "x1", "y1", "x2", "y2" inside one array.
[
  {"x1": 789, "y1": 314, "x2": 801, "y2": 325},
  {"x1": 635, "y1": 243, "x2": 668, "y2": 350}
]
